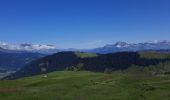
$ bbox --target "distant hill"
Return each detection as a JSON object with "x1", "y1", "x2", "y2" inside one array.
[{"x1": 4, "y1": 51, "x2": 170, "y2": 79}]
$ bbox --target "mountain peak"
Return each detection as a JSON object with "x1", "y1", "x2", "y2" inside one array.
[{"x1": 114, "y1": 41, "x2": 128, "y2": 48}]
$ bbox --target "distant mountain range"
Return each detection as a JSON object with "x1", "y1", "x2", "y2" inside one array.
[
  {"x1": 1, "y1": 40, "x2": 170, "y2": 54},
  {"x1": 0, "y1": 42, "x2": 59, "y2": 54},
  {"x1": 0, "y1": 40, "x2": 170, "y2": 79},
  {"x1": 87, "y1": 40, "x2": 170, "y2": 53}
]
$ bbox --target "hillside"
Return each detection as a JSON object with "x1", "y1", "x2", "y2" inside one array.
[
  {"x1": 0, "y1": 50, "x2": 44, "y2": 79},
  {"x1": 0, "y1": 51, "x2": 44, "y2": 70},
  {"x1": 4, "y1": 51, "x2": 170, "y2": 80},
  {"x1": 0, "y1": 71, "x2": 170, "y2": 100}
]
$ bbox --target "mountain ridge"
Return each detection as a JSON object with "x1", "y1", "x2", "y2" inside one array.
[
  {"x1": 1, "y1": 40, "x2": 170, "y2": 54},
  {"x1": 0, "y1": 42, "x2": 59, "y2": 54},
  {"x1": 88, "y1": 40, "x2": 170, "y2": 53}
]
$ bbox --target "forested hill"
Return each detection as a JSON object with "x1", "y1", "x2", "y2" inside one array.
[{"x1": 4, "y1": 52, "x2": 170, "y2": 80}]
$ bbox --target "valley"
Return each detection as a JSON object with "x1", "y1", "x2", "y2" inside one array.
[{"x1": 0, "y1": 69, "x2": 15, "y2": 79}]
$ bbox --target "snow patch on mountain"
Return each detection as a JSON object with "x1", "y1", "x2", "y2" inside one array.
[{"x1": 114, "y1": 41, "x2": 129, "y2": 48}]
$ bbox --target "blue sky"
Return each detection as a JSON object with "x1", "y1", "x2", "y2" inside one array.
[{"x1": 0, "y1": 0, "x2": 170, "y2": 49}]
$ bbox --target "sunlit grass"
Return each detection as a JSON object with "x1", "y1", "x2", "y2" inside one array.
[{"x1": 0, "y1": 71, "x2": 170, "y2": 100}]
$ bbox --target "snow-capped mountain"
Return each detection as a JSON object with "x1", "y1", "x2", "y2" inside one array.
[
  {"x1": 1, "y1": 40, "x2": 170, "y2": 54},
  {"x1": 0, "y1": 42, "x2": 59, "y2": 54},
  {"x1": 114, "y1": 41, "x2": 129, "y2": 48},
  {"x1": 19, "y1": 43, "x2": 56, "y2": 51},
  {"x1": 88, "y1": 40, "x2": 170, "y2": 54}
]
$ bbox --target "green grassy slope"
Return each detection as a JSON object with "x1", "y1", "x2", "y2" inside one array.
[
  {"x1": 139, "y1": 52, "x2": 170, "y2": 59},
  {"x1": 0, "y1": 71, "x2": 170, "y2": 100},
  {"x1": 74, "y1": 52, "x2": 98, "y2": 58}
]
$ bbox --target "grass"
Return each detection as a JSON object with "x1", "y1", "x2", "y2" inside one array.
[
  {"x1": 0, "y1": 71, "x2": 170, "y2": 100},
  {"x1": 139, "y1": 52, "x2": 170, "y2": 59},
  {"x1": 75, "y1": 52, "x2": 98, "y2": 58}
]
